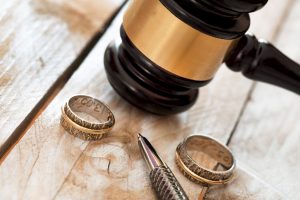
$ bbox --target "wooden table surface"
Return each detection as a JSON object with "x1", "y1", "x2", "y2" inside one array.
[{"x1": 0, "y1": 0, "x2": 299, "y2": 199}]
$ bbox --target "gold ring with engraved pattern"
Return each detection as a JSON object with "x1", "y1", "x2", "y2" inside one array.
[
  {"x1": 175, "y1": 135, "x2": 235, "y2": 186},
  {"x1": 60, "y1": 95, "x2": 115, "y2": 140}
]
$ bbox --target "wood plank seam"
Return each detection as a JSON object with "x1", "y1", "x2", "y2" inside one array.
[
  {"x1": 267, "y1": 0, "x2": 297, "y2": 41},
  {"x1": 226, "y1": 83, "x2": 257, "y2": 146},
  {"x1": 0, "y1": 1, "x2": 127, "y2": 163}
]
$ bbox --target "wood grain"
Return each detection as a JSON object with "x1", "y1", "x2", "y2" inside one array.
[
  {"x1": 0, "y1": 0, "x2": 124, "y2": 152},
  {"x1": 0, "y1": 0, "x2": 294, "y2": 199},
  {"x1": 228, "y1": 0, "x2": 300, "y2": 198},
  {"x1": 206, "y1": 164, "x2": 284, "y2": 200}
]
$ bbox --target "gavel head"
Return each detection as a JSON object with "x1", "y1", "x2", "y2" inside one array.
[{"x1": 104, "y1": 0, "x2": 268, "y2": 115}]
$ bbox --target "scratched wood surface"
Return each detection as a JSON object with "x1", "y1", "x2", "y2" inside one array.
[
  {"x1": 0, "y1": 0, "x2": 296, "y2": 199},
  {"x1": 228, "y1": 0, "x2": 300, "y2": 199},
  {"x1": 0, "y1": 0, "x2": 123, "y2": 153}
]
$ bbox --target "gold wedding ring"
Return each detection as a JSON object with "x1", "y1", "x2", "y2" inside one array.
[
  {"x1": 60, "y1": 95, "x2": 115, "y2": 140},
  {"x1": 175, "y1": 135, "x2": 235, "y2": 186}
]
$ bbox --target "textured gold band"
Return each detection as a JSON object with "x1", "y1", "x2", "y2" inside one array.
[
  {"x1": 175, "y1": 135, "x2": 235, "y2": 185},
  {"x1": 61, "y1": 110, "x2": 107, "y2": 141},
  {"x1": 175, "y1": 152, "x2": 232, "y2": 186},
  {"x1": 64, "y1": 95, "x2": 115, "y2": 131},
  {"x1": 60, "y1": 95, "x2": 115, "y2": 141},
  {"x1": 123, "y1": 0, "x2": 234, "y2": 81}
]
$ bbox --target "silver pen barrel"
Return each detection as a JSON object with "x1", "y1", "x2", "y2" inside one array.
[{"x1": 138, "y1": 134, "x2": 189, "y2": 200}]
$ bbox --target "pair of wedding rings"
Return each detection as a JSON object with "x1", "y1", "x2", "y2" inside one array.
[
  {"x1": 175, "y1": 135, "x2": 236, "y2": 186},
  {"x1": 60, "y1": 95, "x2": 115, "y2": 141},
  {"x1": 61, "y1": 96, "x2": 235, "y2": 183}
]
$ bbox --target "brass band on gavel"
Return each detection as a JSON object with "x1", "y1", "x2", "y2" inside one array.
[{"x1": 123, "y1": 0, "x2": 233, "y2": 81}]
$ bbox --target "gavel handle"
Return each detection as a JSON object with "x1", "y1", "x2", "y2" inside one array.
[{"x1": 225, "y1": 34, "x2": 300, "y2": 95}]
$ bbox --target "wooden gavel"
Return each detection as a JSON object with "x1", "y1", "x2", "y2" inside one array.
[{"x1": 104, "y1": 0, "x2": 300, "y2": 115}]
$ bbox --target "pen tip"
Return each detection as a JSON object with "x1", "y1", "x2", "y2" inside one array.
[{"x1": 137, "y1": 133, "x2": 143, "y2": 139}]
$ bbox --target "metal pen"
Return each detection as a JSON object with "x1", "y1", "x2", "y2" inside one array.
[{"x1": 138, "y1": 133, "x2": 189, "y2": 200}]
